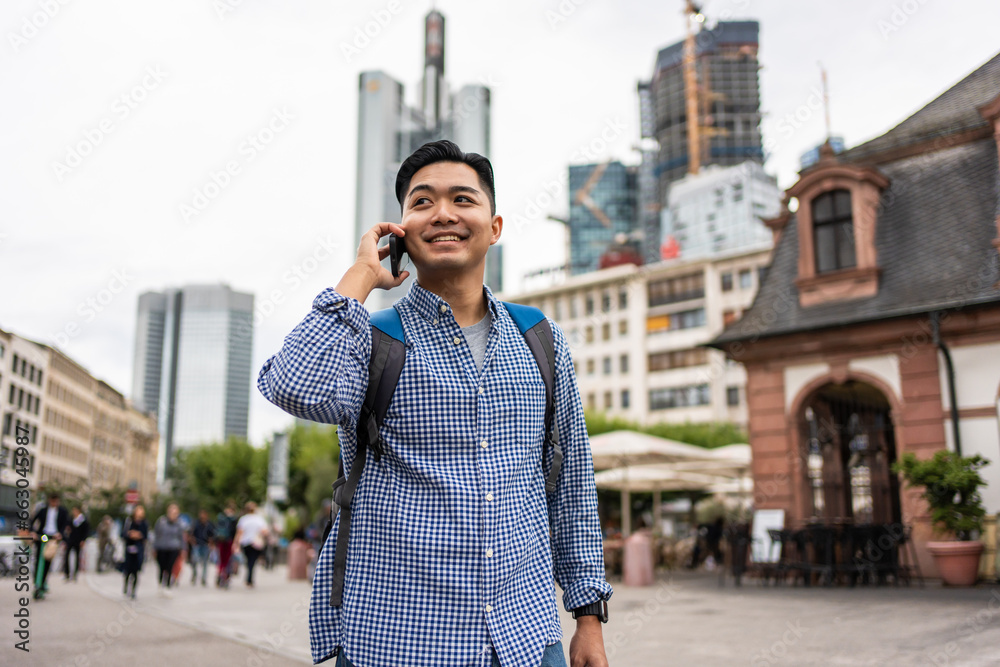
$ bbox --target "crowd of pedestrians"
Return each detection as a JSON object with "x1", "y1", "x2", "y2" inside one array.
[{"x1": 20, "y1": 491, "x2": 283, "y2": 602}]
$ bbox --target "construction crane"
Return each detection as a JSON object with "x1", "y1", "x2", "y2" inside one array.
[{"x1": 683, "y1": 0, "x2": 728, "y2": 176}]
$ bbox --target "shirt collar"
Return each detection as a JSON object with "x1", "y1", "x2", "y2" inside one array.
[{"x1": 400, "y1": 282, "x2": 503, "y2": 326}]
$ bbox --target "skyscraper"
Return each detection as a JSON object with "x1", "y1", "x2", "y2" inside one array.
[
  {"x1": 131, "y1": 284, "x2": 254, "y2": 482},
  {"x1": 354, "y1": 10, "x2": 494, "y2": 309},
  {"x1": 638, "y1": 20, "x2": 763, "y2": 263},
  {"x1": 567, "y1": 161, "x2": 639, "y2": 275}
]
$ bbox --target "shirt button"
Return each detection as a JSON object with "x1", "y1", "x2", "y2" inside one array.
[
  {"x1": 433, "y1": 319, "x2": 438, "y2": 325},
  {"x1": 485, "y1": 604, "x2": 493, "y2": 613},
  {"x1": 486, "y1": 548, "x2": 494, "y2": 558},
  {"x1": 478, "y1": 386, "x2": 485, "y2": 395},
  {"x1": 440, "y1": 304, "x2": 448, "y2": 313},
  {"x1": 485, "y1": 492, "x2": 494, "y2": 502},
  {"x1": 453, "y1": 337, "x2": 461, "y2": 345},
  {"x1": 480, "y1": 440, "x2": 488, "y2": 449}
]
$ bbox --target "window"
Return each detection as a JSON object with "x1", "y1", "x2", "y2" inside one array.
[
  {"x1": 569, "y1": 297, "x2": 578, "y2": 319},
  {"x1": 620, "y1": 389, "x2": 630, "y2": 409},
  {"x1": 554, "y1": 298, "x2": 563, "y2": 321},
  {"x1": 727, "y1": 386, "x2": 740, "y2": 407},
  {"x1": 618, "y1": 320, "x2": 628, "y2": 337},
  {"x1": 649, "y1": 384, "x2": 711, "y2": 410},
  {"x1": 604, "y1": 391, "x2": 613, "y2": 409},
  {"x1": 648, "y1": 272, "x2": 704, "y2": 307},
  {"x1": 601, "y1": 323, "x2": 610, "y2": 341},
  {"x1": 739, "y1": 269, "x2": 752, "y2": 289},
  {"x1": 758, "y1": 266, "x2": 768, "y2": 286},
  {"x1": 619, "y1": 354, "x2": 629, "y2": 374},
  {"x1": 586, "y1": 393, "x2": 596, "y2": 410},
  {"x1": 602, "y1": 357, "x2": 612, "y2": 375},
  {"x1": 648, "y1": 348, "x2": 709, "y2": 372},
  {"x1": 586, "y1": 359, "x2": 595, "y2": 375},
  {"x1": 585, "y1": 326, "x2": 594, "y2": 343},
  {"x1": 585, "y1": 295, "x2": 594, "y2": 316},
  {"x1": 601, "y1": 291, "x2": 611, "y2": 313},
  {"x1": 812, "y1": 189, "x2": 856, "y2": 273},
  {"x1": 721, "y1": 272, "x2": 733, "y2": 292},
  {"x1": 618, "y1": 289, "x2": 628, "y2": 310},
  {"x1": 646, "y1": 309, "x2": 706, "y2": 334}
]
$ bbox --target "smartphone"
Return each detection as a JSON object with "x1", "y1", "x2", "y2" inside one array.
[{"x1": 388, "y1": 233, "x2": 407, "y2": 278}]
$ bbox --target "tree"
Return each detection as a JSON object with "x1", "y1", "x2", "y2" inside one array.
[
  {"x1": 287, "y1": 422, "x2": 340, "y2": 520},
  {"x1": 166, "y1": 437, "x2": 268, "y2": 517},
  {"x1": 584, "y1": 411, "x2": 747, "y2": 449}
]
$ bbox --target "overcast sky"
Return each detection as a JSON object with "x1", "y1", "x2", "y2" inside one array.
[{"x1": 2, "y1": 0, "x2": 998, "y2": 444}]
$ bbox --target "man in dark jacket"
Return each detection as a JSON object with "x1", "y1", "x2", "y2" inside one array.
[
  {"x1": 29, "y1": 492, "x2": 69, "y2": 596},
  {"x1": 63, "y1": 506, "x2": 90, "y2": 581}
]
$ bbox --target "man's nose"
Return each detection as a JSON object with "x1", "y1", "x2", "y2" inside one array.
[{"x1": 431, "y1": 201, "x2": 458, "y2": 224}]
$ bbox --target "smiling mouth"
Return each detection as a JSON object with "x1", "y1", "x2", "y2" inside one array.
[{"x1": 430, "y1": 234, "x2": 464, "y2": 243}]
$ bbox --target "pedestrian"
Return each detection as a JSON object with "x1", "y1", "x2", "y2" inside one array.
[
  {"x1": 96, "y1": 515, "x2": 113, "y2": 573},
  {"x1": 259, "y1": 140, "x2": 612, "y2": 666},
  {"x1": 121, "y1": 505, "x2": 148, "y2": 599},
  {"x1": 215, "y1": 501, "x2": 238, "y2": 588},
  {"x1": 188, "y1": 509, "x2": 216, "y2": 586},
  {"x1": 62, "y1": 505, "x2": 90, "y2": 581},
  {"x1": 152, "y1": 503, "x2": 184, "y2": 598},
  {"x1": 28, "y1": 491, "x2": 69, "y2": 599},
  {"x1": 233, "y1": 501, "x2": 268, "y2": 588}
]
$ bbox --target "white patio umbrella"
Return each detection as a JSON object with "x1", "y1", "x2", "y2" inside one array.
[{"x1": 589, "y1": 430, "x2": 712, "y2": 470}]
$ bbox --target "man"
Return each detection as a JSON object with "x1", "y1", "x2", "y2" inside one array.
[
  {"x1": 63, "y1": 505, "x2": 90, "y2": 580},
  {"x1": 188, "y1": 509, "x2": 216, "y2": 586},
  {"x1": 29, "y1": 492, "x2": 69, "y2": 596},
  {"x1": 96, "y1": 515, "x2": 113, "y2": 573},
  {"x1": 259, "y1": 141, "x2": 612, "y2": 667}
]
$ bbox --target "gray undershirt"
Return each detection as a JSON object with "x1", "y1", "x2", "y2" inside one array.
[{"x1": 461, "y1": 310, "x2": 492, "y2": 371}]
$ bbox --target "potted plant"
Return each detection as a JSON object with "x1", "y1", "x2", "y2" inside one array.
[{"x1": 893, "y1": 450, "x2": 989, "y2": 586}]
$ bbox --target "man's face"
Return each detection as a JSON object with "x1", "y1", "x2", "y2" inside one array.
[
  {"x1": 400, "y1": 161, "x2": 501, "y2": 280},
  {"x1": 48, "y1": 497, "x2": 60, "y2": 507}
]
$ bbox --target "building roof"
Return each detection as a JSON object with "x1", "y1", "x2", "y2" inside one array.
[
  {"x1": 843, "y1": 52, "x2": 1000, "y2": 164},
  {"x1": 712, "y1": 53, "x2": 1000, "y2": 346}
]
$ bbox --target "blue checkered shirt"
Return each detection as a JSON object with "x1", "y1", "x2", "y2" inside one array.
[{"x1": 258, "y1": 283, "x2": 612, "y2": 666}]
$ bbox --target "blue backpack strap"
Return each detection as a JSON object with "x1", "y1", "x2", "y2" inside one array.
[
  {"x1": 329, "y1": 306, "x2": 406, "y2": 607},
  {"x1": 503, "y1": 302, "x2": 563, "y2": 494}
]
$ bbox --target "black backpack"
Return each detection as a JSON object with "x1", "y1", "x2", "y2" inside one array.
[{"x1": 325, "y1": 302, "x2": 562, "y2": 607}]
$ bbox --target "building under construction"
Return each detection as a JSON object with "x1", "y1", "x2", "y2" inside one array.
[{"x1": 638, "y1": 18, "x2": 763, "y2": 263}]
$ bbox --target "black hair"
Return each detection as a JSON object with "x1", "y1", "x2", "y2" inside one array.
[{"x1": 395, "y1": 140, "x2": 496, "y2": 215}]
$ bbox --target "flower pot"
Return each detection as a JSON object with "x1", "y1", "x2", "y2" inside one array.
[{"x1": 927, "y1": 541, "x2": 984, "y2": 586}]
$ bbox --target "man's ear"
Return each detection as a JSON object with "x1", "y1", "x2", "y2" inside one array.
[{"x1": 490, "y1": 214, "x2": 503, "y2": 245}]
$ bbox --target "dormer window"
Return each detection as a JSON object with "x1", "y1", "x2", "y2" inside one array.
[
  {"x1": 781, "y1": 149, "x2": 888, "y2": 308},
  {"x1": 812, "y1": 189, "x2": 856, "y2": 273}
]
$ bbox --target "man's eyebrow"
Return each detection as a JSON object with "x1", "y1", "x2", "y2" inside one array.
[{"x1": 406, "y1": 183, "x2": 482, "y2": 202}]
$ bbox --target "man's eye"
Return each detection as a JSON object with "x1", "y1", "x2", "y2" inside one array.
[
  {"x1": 414, "y1": 197, "x2": 430, "y2": 205},
  {"x1": 456, "y1": 196, "x2": 473, "y2": 203}
]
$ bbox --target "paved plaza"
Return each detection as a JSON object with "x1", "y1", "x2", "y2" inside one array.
[{"x1": 4, "y1": 553, "x2": 1000, "y2": 666}]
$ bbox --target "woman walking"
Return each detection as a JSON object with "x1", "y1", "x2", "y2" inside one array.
[
  {"x1": 233, "y1": 501, "x2": 269, "y2": 588},
  {"x1": 153, "y1": 503, "x2": 185, "y2": 598},
  {"x1": 121, "y1": 505, "x2": 148, "y2": 599}
]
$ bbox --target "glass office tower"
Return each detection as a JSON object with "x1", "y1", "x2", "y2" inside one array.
[{"x1": 131, "y1": 284, "x2": 253, "y2": 482}]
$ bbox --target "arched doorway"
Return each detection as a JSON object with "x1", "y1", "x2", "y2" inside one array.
[{"x1": 799, "y1": 381, "x2": 901, "y2": 525}]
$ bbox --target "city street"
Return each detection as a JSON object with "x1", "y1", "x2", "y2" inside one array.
[{"x1": 5, "y1": 554, "x2": 1000, "y2": 666}]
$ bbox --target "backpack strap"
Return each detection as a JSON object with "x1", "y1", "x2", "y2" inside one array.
[
  {"x1": 328, "y1": 307, "x2": 406, "y2": 607},
  {"x1": 503, "y1": 302, "x2": 563, "y2": 494}
]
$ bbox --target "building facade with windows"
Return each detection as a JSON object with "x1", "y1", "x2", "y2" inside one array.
[
  {"x1": 0, "y1": 327, "x2": 161, "y2": 526},
  {"x1": 509, "y1": 246, "x2": 771, "y2": 428},
  {"x1": 661, "y1": 160, "x2": 780, "y2": 259},
  {"x1": 711, "y1": 53, "x2": 1000, "y2": 576},
  {"x1": 637, "y1": 20, "x2": 764, "y2": 263},
  {"x1": 567, "y1": 161, "x2": 640, "y2": 275}
]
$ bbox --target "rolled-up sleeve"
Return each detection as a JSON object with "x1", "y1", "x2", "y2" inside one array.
[
  {"x1": 257, "y1": 288, "x2": 371, "y2": 426},
  {"x1": 546, "y1": 321, "x2": 614, "y2": 611}
]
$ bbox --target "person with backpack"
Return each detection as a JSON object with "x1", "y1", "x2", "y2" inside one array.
[
  {"x1": 215, "y1": 501, "x2": 238, "y2": 588},
  {"x1": 259, "y1": 140, "x2": 612, "y2": 667}
]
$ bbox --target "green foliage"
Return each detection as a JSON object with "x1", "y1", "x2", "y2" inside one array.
[
  {"x1": 893, "y1": 450, "x2": 988, "y2": 539},
  {"x1": 166, "y1": 437, "x2": 268, "y2": 516},
  {"x1": 584, "y1": 411, "x2": 747, "y2": 449},
  {"x1": 287, "y1": 422, "x2": 340, "y2": 519}
]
